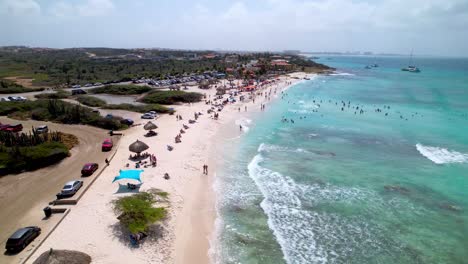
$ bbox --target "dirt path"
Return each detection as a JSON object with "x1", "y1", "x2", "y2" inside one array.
[{"x1": 0, "y1": 117, "x2": 117, "y2": 263}]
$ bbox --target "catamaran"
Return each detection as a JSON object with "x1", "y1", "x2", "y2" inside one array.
[{"x1": 402, "y1": 51, "x2": 420, "y2": 73}]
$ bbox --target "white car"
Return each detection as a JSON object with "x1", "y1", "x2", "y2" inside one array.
[
  {"x1": 0, "y1": 97, "x2": 10, "y2": 102},
  {"x1": 35, "y1": 125, "x2": 48, "y2": 134},
  {"x1": 58, "y1": 180, "x2": 83, "y2": 197},
  {"x1": 141, "y1": 113, "x2": 154, "y2": 119}
]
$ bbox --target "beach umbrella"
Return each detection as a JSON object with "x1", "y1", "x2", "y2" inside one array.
[
  {"x1": 34, "y1": 249, "x2": 91, "y2": 264},
  {"x1": 143, "y1": 121, "x2": 157, "y2": 131},
  {"x1": 129, "y1": 139, "x2": 149, "y2": 154}
]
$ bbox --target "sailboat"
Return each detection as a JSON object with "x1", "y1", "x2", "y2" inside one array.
[{"x1": 402, "y1": 50, "x2": 420, "y2": 73}]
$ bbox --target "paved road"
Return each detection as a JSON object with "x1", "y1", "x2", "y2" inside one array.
[{"x1": 0, "y1": 117, "x2": 118, "y2": 263}]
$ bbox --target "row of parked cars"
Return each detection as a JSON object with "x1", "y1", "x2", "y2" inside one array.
[
  {"x1": 70, "y1": 82, "x2": 102, "y2": 89},
  {"x1": 5, "y1": 134, "x2": 110, "y2": 253},
  {"x1": 5, "y1": 160, "x2": 101, "y2": 252},
  {"x1": 134, "y1": 73, "x2": 219, "y2": 87},
  {"x1": 0, "y1": 96, "x2": 27, "y2": 102}
]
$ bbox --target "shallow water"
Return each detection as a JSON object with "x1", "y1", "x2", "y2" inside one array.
[{"x1": 215, "y1": 56, "x2": 468, "y2": 264}]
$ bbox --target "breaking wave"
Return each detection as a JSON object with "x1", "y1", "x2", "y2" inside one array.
[
  {"x1": 247, "y1": 145, "x2": 414, "y2": 263},
  {"x1": 416, "y1": 144, "x2": 468, "y2": 164}
]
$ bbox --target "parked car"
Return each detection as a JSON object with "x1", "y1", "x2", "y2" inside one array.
[
  {"x1": 121, "y1": 118, "x2": 134, "y2": 126},
  {"x1": 72, "y1": 89, "x2": 87, "y2": 95},
  {"x1": 0, "y1": 97, "x2": 10, "y2": 102},
  {"x1": 84, "y1": 83, "x2": 93, "y2": 87},
  {"x1": 141, "y1": 113, "x2": 154, "y2": 119},
  {"x1": 4, "y1": 124, "x2": 23, "y2": 132},
  {"x1": 5, "y1": 226, "x2": 41, "y2": 252},
  {"x1": 102, "y1": 138, "x2": 113, "y2": 151},
  {"x1": 58, "y1": 180, "x2": 83, "y2": 197},
  {"x1": 105, "y1": 114, "x2": 114, "y2": 119},
  {"x1": 35, "y1": 125, "x2": 48, "y2": 134},
  {"x1": 0, "y1": 124, "x2": 11, "y2": 131},
  {"x1": 81, "y1": 163, "x2": 99, "y2": 176}
]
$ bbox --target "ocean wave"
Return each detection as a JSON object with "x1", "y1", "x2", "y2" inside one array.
[
  {"x1": 329, "y1": 72, "x2": 355, "y2": 76},
  {"x1": 247, "y1": 144, "x2": 425, "y2": 263},
  {"x1": 235, "y1": 117, "x2": 252, "y2": 133},
  {"x1": 258, "y1": 143, "x2": 310, "y2": 154},
  {"x1": 416, "y1": 144, "x2": 468, "y2": 164}
]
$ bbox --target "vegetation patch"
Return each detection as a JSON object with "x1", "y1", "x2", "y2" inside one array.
[
  {"x1": 0, "y1": 130, "x2": 72, "y2": 175},
  {"x1": 76, "y1": 95, "x2": 106, "y2": 107},
  {"x1": 141, "y1": 90, "x2": 203, "y2": 105},
  {"x1": 0, "y1": 79, "x2": 44, "y2": 94},
  {"x1": 103, "y1": 103, "x2": 174, "y2": 114},
  {"x1": 0, "y1": 100, "x2": 128, "y2": 130},
  {"x1": 89, "y1": 85, "x2": 151, "y2": 95},
  {"x1": 34, "y1": 90, "x2": 70, "y2": 99},
  {"x1": 113, "y1": 191, "x2": 168, "y2": 234}
]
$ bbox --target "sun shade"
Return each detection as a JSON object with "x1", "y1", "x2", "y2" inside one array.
[{"x1": 112, "y1": 169, "x2": 143, "y2": 182}]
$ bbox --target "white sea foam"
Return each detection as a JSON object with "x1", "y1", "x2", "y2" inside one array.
[
  {"x1": 235, "y1": 117, "x2": 252, "y2": 133},
  {"x1": 258, "y1": 143, "x2": 310, "y2": 154},
  {"x1": 416, "y1": 144, "x2": 468, "y2": 164},
  {"x1": 329, "y1": 72, "x2": 355, "y2": 76},
  {"x1": 246, "y1": 144, "x2": 420, "y2": 263}
]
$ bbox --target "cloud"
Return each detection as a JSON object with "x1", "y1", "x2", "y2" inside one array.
[
  {"x1": 0, "y1": 0, "x2": 41, "y2": 16},
  {"x1": 77, "y1": 0, "x2": 114, "y2": 17},
  {"x1": 48, "y1": 0, "x2": 114, "y2": 18}
]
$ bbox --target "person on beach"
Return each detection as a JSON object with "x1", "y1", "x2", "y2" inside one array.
[
  {"x1": 105, "y1": 158, "x2": 109, "y2": 165},
  {"x1": 240, "y1": 125, "x2": 243, "y2": 131}
]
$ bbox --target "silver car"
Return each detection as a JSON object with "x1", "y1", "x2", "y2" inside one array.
[
  {"x1": 35, "y1": 125, "x2": 48, "y2": 134},
  {"x1": 59, "y1": 180, "x2": 83, "y2": 196}
]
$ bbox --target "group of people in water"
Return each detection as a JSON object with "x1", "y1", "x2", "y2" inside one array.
[{"x1": 279, "y1": 91, "x2": 432, "y2": 124}]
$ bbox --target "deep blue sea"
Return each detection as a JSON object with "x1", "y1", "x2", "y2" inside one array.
[{"x1": 214, "y1": 56, "x2": 468, "y2": 264}]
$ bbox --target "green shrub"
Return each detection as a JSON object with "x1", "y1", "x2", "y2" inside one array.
[
  {"x1": 103, "y1": 103, "x2": 174, "y2": 114},
  {"x1": 76, "y1": 95, "x2": 106, "y2": 107},
  {"x1": 0, "y1": 100, "x2": 128, "y2": 130},
  {"x1": 0, "y1": 79, "x2": 44, "y2": 94},
  {"x1": 34, "y1": 90, "x2": 70, "y2": 99},
  {"x1": 141, "y1": 90, "x2": 203, "y2": 105},
  {"x1": 113, "y1": 192, "x2": 167, "y2": 234},
  {"x1": 0, "y1": 142, "x2": 69, "y2": 175},
  {"x1": 89, "y1": 85, "x2": 151, "y2": 95}
]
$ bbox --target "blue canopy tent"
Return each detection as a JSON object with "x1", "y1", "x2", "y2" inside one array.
[{"x1": 112, "y1": 169, "x2": 143, "y2": 183}]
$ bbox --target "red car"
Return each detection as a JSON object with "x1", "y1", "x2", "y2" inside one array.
[
  {"x1": 102, "y1": 139, "x2": 113, "y2": 151},
  {"x1": 0, "y1": 124, "x2": 23, "y2": 132},
  {"x1": 81, "y1": 163, "x2": 99, "y2": 176}
]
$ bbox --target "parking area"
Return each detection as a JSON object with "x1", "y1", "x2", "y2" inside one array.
[{"x1": 0, "y1": 117, "x2": 121, "y2": 264}]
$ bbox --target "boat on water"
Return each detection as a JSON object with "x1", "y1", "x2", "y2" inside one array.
[
  {"x1": 402, "y1": 50, "x2": 421, "y2": 73},
  {"x1": 371, "y1": 64, "x2": 378, "y2": 67},
  {"x1": 365, "y1": 65, "x2": 372, "y2": 69},
  {"x1": 401, "y1": 65, "x2": 421, "y2": 72}
]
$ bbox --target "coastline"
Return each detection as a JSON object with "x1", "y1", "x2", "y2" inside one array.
[{"x1": 27, "y1": 72, "x2": 314, "y2": 264}]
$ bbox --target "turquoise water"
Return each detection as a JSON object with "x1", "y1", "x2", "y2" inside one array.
[{"x1": 215, "y1": 56, "x2": 468, "y2": 264}]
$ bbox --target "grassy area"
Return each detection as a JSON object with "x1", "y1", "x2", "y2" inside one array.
[
  {"x1": 34, "y1": 89, "x2": 70, "y2": 99},
  {"x1": 89, "y1": 85, "x2": 151, "y2": 95},
  {"x1": 0, "y1": 130, "x2": 76, "y2": 175},
  {"x1": 0, "y1": 79, "x2": 44, "y2": 94},
  {"x1": 0, "y1": 100, "x2": 128, "y2": 130},
  {"x1": 141, "y1": 90, "x2": 203, "y2": 105},
  {"x1": 113, "y1": 191, "x2": 167, "y2": 234},
  {"x1": 103, "y1": 103, "x2": 174, "y2": 114},
  {"x1": 76, "y1": 95, "x2": 107, "y2": 107}
]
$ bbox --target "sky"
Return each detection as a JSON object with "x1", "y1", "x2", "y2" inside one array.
[{"x1": 1, "y1": 0, "x2": 468, "y2": 56}]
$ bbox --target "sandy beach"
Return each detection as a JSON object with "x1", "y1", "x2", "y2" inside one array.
[{"x1": 24, "y1": 72, "x2": 313, "y2": 264}]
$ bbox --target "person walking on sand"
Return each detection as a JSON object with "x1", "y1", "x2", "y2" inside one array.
[
  {"x1": 240, "y1": 125, "x2": 243, "y2": 131},
  {"x1": 105, "y1": 158, "x2": 109, "y2": 165}
]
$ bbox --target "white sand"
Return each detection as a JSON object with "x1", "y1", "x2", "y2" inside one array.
[{"x1": 28, "y1": 72, "x2": 313, "y2": 264}]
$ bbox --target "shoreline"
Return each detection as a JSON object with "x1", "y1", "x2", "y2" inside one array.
[{"x1": 26, "y1": 72, "x2": 314, "y2": 264}]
